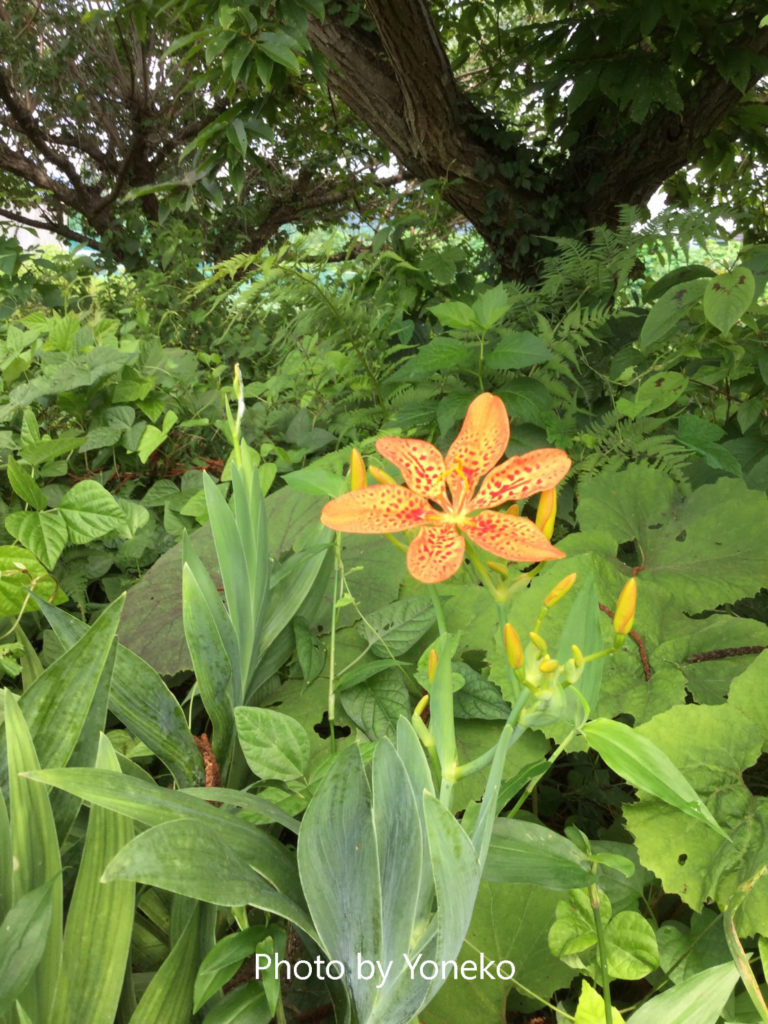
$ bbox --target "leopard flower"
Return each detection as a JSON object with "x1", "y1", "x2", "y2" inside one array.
[{"x1": 321, "y1": 393, "x2": 571, "y2": 584}]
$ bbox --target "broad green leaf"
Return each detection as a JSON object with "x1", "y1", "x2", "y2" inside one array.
[
  {"x1": 429, "y1": 299, "x2": 477, "y2": 331},
  {"x1": 421, "y1": 881, "x2": 575, "y2": 1024},
  {"x1": 20, "y1": 435, "x2": 83, "y2": 465},
  {"x1": 371, "y1": 740, "x2": 423, "y2": 969},
  {"x1": 4, "y1": 511, "x2": 68, "y2": 568},
  {"x1": 639, "y1": 276, "x2": 708, "y2": 350},
  {"x1": 604, "y1": 911, "x2": 659, "y2": 979},
  {"x1": 0, "y1": 879, "x2": 55, "y2": 1015},
  {"x1": 199, "y1": 982, "x2": 271, "y2": 1023},
  {"x1": 2, "y1": 597, "x2": 122, "y2": 782},
  {"x1": 234, "y1": 706, "x2": 310, "y2": 781},
  {"x1": 340, "y1": 669, "x2": 411, "y2": 740},
  {"x1": 194, "y1": 926, "x2": 282, "y2": 1010},
  {"x1": 260, "y1": 545, "x2": 330, "y2": 659},
  {"x1": 484, "y1": 818, "x2": 593, "y2": 889},
  {"x1": 387, "y1": 337, "x2": 475, "y2": 382},
  {"x1": 555, "y1": 571, "x2": 603, "y2": 713},
  {"x1": 452, "y1": 663, "x2": 509, "y2": 720},
  {"x1": 183, "y1": 563, "x2": 236, "y2": 764},
  {"x1": 24, "y1": 767, "x2": 300, "y2": 899},
  {"x1": 577, "y1": 467, "x2": 768, "y2": 615},
  {"x1": 627, "y1": 961, "x2": 739, "y2": 1024},
  {"x1": 130, "y1": 904, "x2": 202, "y2": 1024},
  {"x1": 624, "y1": 703, "x2": 768, "y2": 934},
  {"x1": 485, "y1": 330, "x2": 550, "y2": 370},
  {"x1": 5, "y1": 696, "x2": 62, "y2": 1022},
  {"x1": 472, "y1": 283, "x2": 511, "y2": 330},
  {"x1": 58, "y1": 479, "x2": 125, "y2": 543},
  {"x1": 424, "y1": 794, "x2": 480, "y2": 977},
  {"x1": 0, "y1": 545, "x2": 63, "y2": 616},
  {"x1": 104, "y1": 819, "x2": 315, "y2": 936},
  {"x1": 677, "y1": 414, "x2": 741, "y2": 475},
  {"x1": 549, "y1": 887, "x2": 605, "y2": 958},
  {"x1": 702, "y1": 267, "x2": 755, "y2": 333},
  {"x1": 360, "y1": 596, "x2": 435, "y2": 658},
  {"x1": 615, "y1": 370, "x2": 688, "y2": 420},
  {"x1": 292, "y1": 617, "x2": 327, "y2": 682},
  {"x1": 297, "y1": 746, "x2": 380, "y2": 1021},
  {"x1": 5, "y1": 455, "x2": 46, "y2": 509},
  {"x1": 53, "y1": 735, "x2": 134, "y2": 1024},
  {"x1": 573, "y1": 980, "x2": 626, "y2": 1023},
  {"x1": 34, "y1": 597, "x2": 203, "y2": 787},
  {"x1": 258, "y1": 32, "x2": 301, "y2": 74},
  {"x1": 583, "y1": 718, "x2": 729, "y2": 839}
]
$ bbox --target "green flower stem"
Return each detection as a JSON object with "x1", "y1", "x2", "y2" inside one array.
[
  {"x1": 589, "y1": 879, "x2": 614, "y2": 1024},
  {"x1": 429, "y1": 584, "x2": 447, "y2": 635},
  {"x1": 505, "y1": 727, "x2": 578, "y2": 819},
  {"x1": 465, "y1": 543, "x2": 502, "y2": 601},
  {"x1": 724, "y1": 867, "x2": 768, "y2": 1023},
  {"x1": 327, "y1": 533, "x2": 343, "y2": 754}
]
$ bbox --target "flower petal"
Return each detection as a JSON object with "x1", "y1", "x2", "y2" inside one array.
[
  {"x1": 406, "y1": 524, "x2": 466, "y2": 583},
  {"x1": 472, "y1": 449, "x2": 571, "y2": 509},
  {"x1": 445, "y1": 393, "x2": 510, "y2": 499},
  {"x1": 376, "y1": 437, "x2": 446, "y2": 501},
  {"x1": 463, "y1": 511, "x2": 565, "y2": 563},
  {"x1": 321, "y1": 485, "x2": 430, "y2": 533}
]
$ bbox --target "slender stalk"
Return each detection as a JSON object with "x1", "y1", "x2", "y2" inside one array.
[
  {"x1": 723, "y1": 868, "x2": 768, "y2": 1024},
  {"x1": 327, "y1": 533, "x2": 342, "y2": 754},
  {"x1": 589, "y1": 880, "x2": 614, "y2": 1024},
  {"x1": 505, "y1": 728, "x2": 578, "y2": 819},
  {"x1": 429, "y1": 584, "x2": 447, "y2": 635}
]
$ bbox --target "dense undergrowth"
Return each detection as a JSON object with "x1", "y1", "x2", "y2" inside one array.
[{"x1": 1, "y1": 209, "x2": 767, "y2": 1024}]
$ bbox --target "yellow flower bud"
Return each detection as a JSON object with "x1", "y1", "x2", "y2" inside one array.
[
  {"x1": 369, "y1": 465, "x2": 397, "y2": 486},
  {"x1": 543, "y1": 572, "x2": 577, "y2": 608},
  {"x1": 539, "y1": 657, "x2": 559, "y2": 673},
  {"x1": 414, "y1": 693, "x2": 429, "y2": 718},
  {"x1": 428, "y1": 648, "x2": 438, "y2": 684},
  {"x1": 349, "y1": 448, "x2": 367, "y2": 491},
  {"x1": 571, "y1": 644, "x2": 584, "y2": 668},
  {"x1": 504, "y1": 622, "x2": 524, "y2": 669},
  {"x1": 613, "y1": 577, "x2": 637, "y2": 636},
  {"x1": 535, "y1": 488, "x2": 557, "y2": 540},
  {"x1": 529, "y1": 631, "x2": 547, "y2": 653}
]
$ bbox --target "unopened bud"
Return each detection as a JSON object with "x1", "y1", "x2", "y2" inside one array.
[
  {"x1": 504, "y1": 623, "x2": 524, "y2": 669},
  {"x1": 571, "y1": 644, "x2": 584, "y2": 668},
  {"x1": 369, "y1": 465, "x2": 397, "y2": 486},
  {"x1": 529, "y1": 631, "x2": 547, "y2": 653},
  {"x1": 543, "y1": 572, "x2": 577, "y2": 608},
  {"x1": 428, "y1": 648, "x2": 438, "y2": 684},
  {"x1": 349, "y1": 448, "x2": 367, "y2": 491},
  {"x1": 535, "y1": 488, "x2": 557, "y2": 540},
  {"x1": 539, "y1": 658, "x2": 559, "y2": 673},
  {"x1": 508, "y1": 503, "x2": 520, "y2": 517},
  {"x1": 613, "y1": 577, "x2": 637, "y2": 636}
]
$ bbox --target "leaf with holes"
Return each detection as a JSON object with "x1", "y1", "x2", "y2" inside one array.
[{"x1": 702, "y1": 267, "x2": 755, "y2": 334}]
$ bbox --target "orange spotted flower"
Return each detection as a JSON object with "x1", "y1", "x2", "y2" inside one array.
[{"x1": 321, "y1": 393, "x2": 571, "y2": 584}]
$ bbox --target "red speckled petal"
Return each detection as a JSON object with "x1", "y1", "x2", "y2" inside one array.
[
  {"x1": 375, "y1": 437, "x2": 446, "y2": 500},
  {"x1": 445, "y1": 393, "x2": 510, "y2": 499},
  {"x1": 406, "y1": 524, "x2": 466, "y2": 583},
  {"x1": 463, "y1": 511, "x2": 565, "y2": 563},
  {"x1": 472, "y1": 449, "x2": 571, "y2": 509},
  {"x1": 320, "y1": 486, "x2": 430, "y2": 533}
]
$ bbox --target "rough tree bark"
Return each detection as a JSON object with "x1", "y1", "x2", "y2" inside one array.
[{"x1": 308, "y1": 0, "x2": 768, "y2": 278}]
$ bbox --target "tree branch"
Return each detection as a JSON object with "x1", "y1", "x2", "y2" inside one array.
[{"x1": 0, "y1": 206, "x2": 100, "y2": 248}]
